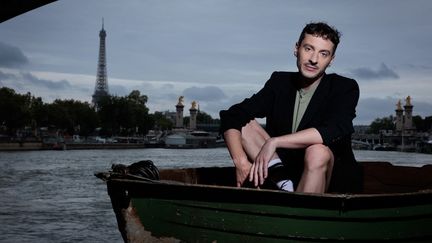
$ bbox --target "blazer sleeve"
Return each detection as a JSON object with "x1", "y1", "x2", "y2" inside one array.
[
  {"x1": 315, "y1": 77, "x2": 360, "y2": 146},
  {"x1": 219, "y1": 72, "x2": 279, "y2": 133}
]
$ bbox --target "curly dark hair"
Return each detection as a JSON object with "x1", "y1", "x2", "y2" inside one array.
[{"x1": 298, "y1": 22, "x2": 341, "y2": 54}]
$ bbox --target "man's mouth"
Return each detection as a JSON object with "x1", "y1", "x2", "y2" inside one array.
[{"x1": 304, "y1": 64, "x2": 318, "y2": 72}]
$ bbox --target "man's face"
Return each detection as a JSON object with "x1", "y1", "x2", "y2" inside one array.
[{"x1": 295, "y1": 34, "x2": 335, "y2": 81}]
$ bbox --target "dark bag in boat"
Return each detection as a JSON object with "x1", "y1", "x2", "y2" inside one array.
[{"x1": 112, "y1": 160, "x2": 160, "y2": 180}]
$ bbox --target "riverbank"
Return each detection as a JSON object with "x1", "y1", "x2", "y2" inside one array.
[{"x1": 0, "y1": 142, "x2": 44, "y2": 151}]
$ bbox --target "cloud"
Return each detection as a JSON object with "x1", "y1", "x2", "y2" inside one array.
[
  {"x1": 182, "y1": 86, "x2": 227, "y2": 102},
  {"x1": 0, "y1": 70, "x2": 16, "y2": 80},
  {"x1": 0, "y1": 69, "x2": 91, "y2": 103},
  {"x1": 109, "y1": 84, "x2": 129, "y2": 96},
  {"x1": 19, "y1": 72, "x2": 73, "y2": 90},
  {"x1": 405, "y1": 63, "x2": 432, "y2": 70},
  {"x1": 355, "y1": 97, "x2": 396, "y2": 125},
  {"x1": 355, "y1": 96, "x2": 432, "y2": 125},
  {"x1": 410, "y1": 100, "x2": 432, "y2": 119},
  {"x1": 0, "y1": 41, "x2": 29, "y2": 68},
  {"x1": 349, "y1": 63, "x2": 399, "y2": 80}
]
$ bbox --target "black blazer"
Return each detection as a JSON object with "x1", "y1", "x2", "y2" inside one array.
[{"x1": 220, "y1": 71, "x2": 362, "y2": 192}]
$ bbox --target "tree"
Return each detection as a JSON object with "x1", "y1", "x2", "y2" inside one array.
[
  {"x1": 0, "y1": 87, "x2": 32, "y2": 136},
  {"x1": 97, "y1": 95, "x2": 118, "y2": 136},
  {"x1": 425, "y1": 116, "x2": 432, "y2": 132},
  {"x1": 368, "y1": 116, "x2": 395, "y2": 134},
  {"x1": 151, "y1": 112, "x2": 172, "y2": 130},
  {"x1": 412, "y1": 115, "x2": 432, "y2": 132},
  {"x1": 97, "y1": 90, "x2": 152, "y2": 136},
  {"x1": 128, "y1": 90, "x2": 148, "y2": 105},
  {"x1": 28, "y1": 96, "x2": 49, "y2": 136},
  {"x1": 44, "y1": 99, "x2": 98, "y2": 136},
  {"x1": 126, "y1": 90, "x2": 150, "y2": 135},
  {"x1": 197, "y1": 111, "x2": 218, "y2": 124}
]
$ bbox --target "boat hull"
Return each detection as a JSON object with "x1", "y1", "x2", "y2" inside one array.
[
  {"x1": 131, "y1": 197, "x2": 432, "y2": 242},
  {"x1": 101, "y1": 162, "x2": 432, "y2": 242}
]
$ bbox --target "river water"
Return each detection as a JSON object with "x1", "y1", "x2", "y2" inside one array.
[{"x1": 0, "y1": 148, "x2": 431, "y2": 243}]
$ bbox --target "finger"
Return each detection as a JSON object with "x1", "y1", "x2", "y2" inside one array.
[
  {"x1": 253, "y1": 161, "x2": 259, "y2": 187},
  {"x1": 255, "y1": 158, "x2": 262, "y2": 186},
  {"x1": 236, "y1": 173, "x2": 242, "y2": 187},
  {"x1": 259, "y1": 158, "x2": 265, "y2": 185},
  {"x1": 256, "y1": 157, "x2": 262, "y2": 185},
  {"x1": 249, "y1": 163, "x2": 255, "y2": 182},
  {"x1": 263, "y1": 159, "x2": 269, "y2": 179}
]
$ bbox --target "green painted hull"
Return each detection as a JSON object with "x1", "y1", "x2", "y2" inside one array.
[
  {"x1": 100, "y1": 162, "x2": 432, "y2": 242},
  {"x1": 133, "y1": 197, "x2": 432, "y2": 242}
]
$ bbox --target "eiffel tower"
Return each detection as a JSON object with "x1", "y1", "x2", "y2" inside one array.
[{"x1": 92, "y1": 19, "x2": 109, "y2": 109}]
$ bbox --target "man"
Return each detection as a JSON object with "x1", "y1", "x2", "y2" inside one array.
[{"x1": 219, "y1": 22, "x2": 362, "y2": 193}]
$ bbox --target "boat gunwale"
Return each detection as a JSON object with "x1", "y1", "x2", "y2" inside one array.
[{"x1": 106, "y1": 176, "x2": 432, "y2": 211}]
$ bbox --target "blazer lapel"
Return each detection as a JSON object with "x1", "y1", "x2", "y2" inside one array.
[
  {"x1": 297, "y1": 74, "x2": 329, "y2": 131},
  {"x1": 285, "y1": 85, "x2": 297, "y2": 133}
]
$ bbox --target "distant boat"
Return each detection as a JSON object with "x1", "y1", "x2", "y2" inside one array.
[
  {"x1": 164, "y1": 130, "x2": 218, "y2": 148},
  {"x1": 96, "y1": 161, "x2": 432, "y2": 242},
  {"x1": 373, "y1": 144, "x2": 396, "y2": 151}
]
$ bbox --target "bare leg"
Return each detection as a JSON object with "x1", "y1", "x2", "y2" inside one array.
[
  {"x1": 296, "y1": 144, "x2": 334, "y2": 193},
  {"x1": 241, "y1": 120, "x2": 278, "y2": 161}
]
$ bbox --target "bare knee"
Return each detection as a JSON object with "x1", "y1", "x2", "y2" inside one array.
[
  {"x1": 241, "y1": 120, "x2": 269, "y2": 142},
  {"x1": 241, "y1": 120, "x2": 256, "y2": 138},
  {"x1": 239, "y1": 120, "x2": 271, "y2": 160},
  {"x1": 304, "y1": 144, "x2": 334, "y2": 171}
]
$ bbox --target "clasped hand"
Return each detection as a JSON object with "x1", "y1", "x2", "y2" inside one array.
[{"x1": 249, "y1": 138, "x2": 277, "y2": 187}]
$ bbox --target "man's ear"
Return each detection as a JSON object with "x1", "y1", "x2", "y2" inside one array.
[
  {"x1": 329, "y1": 54, "x2": 336, "y2": 66},
  {"x1": 294, "y1": 42, "x2": 299, "y2": 57}
]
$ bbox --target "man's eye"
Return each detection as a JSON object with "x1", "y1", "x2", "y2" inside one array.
[{"x1": 321, "y1": 52, "x2": 331, "y2": 58}]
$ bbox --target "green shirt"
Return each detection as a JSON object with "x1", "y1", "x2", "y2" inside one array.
[{"x1": 292, "y1": 81, "x2": 320, "y2": 132}]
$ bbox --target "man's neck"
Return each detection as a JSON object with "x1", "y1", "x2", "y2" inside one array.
[{"x1": 298, "y1": 73, "x2": 324, "y2": 90}]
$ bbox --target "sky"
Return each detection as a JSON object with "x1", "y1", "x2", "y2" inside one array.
[{"x1": 1, "y1": 0, "x2": 432, "y2": 125}]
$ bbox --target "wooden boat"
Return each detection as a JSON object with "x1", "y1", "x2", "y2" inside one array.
[{"x1": 96, "y1": 161, "x2": 432, "y2": 242}]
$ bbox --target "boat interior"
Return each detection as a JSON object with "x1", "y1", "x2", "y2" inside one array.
[{"x1": 158, "y1": 162, "x2": 432, "y2": 194}]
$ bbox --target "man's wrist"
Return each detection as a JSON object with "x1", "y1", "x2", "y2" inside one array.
[
  {"x1": 233, "y1": 157, "x2": 250, "y2": 167},
  {"x1": 270, "y1": 137, "x2": 280, "y2": 148}
]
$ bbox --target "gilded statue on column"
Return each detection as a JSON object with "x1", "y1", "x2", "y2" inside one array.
[
  {"x1": 177, "y1": 96, "x2": 184, "y2": 106},
  {"x1": 396, "y1": 100, "x2": 402, "y2": 110},
  {"x1": 191, "y1": 101, "x2": 197, "y2": 110},
  {"x1": 405, "y1": 96, "x2": 411, "y2": 106}
]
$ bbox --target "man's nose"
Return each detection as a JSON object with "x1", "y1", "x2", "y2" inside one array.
[{"x1": 309, "y1": 52, "x2": 318, "y2": 65}]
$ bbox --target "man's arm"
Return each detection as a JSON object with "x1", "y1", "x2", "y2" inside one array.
[
  {"x1": 251, "y1": 128, "x2": 323, "y2": 186},
  {"x1": 223, "y1": 129, "x2": 252, "y2": 187},
  {"x1": 220, "y1": 72, "x2": 299, "y2": 187},
  {"x1": 315, "y1": 77, "x2": 359, "y2": 145},
  {"x1": 270, "y1": 128, "x2": 322, "y2": 149}
]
